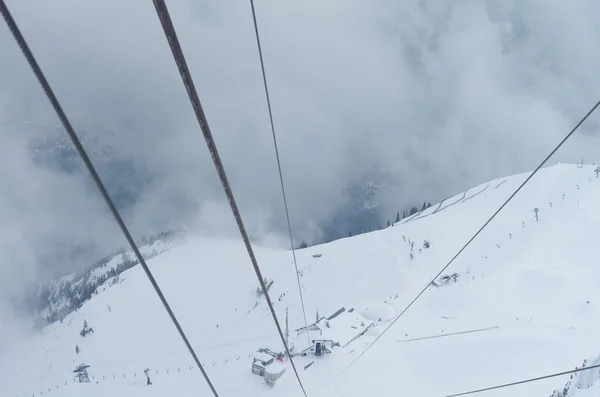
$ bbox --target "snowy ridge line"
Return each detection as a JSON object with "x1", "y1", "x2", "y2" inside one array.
[
  {"x1": 460, "y1": 184, "x2": 489, "y2": 204},
  {"x1": 494, "y1": 179, "x2": 508, "y2": 189},
  {"x1": 401, "y1": 179, "x2": 499, "y2": 226},
  {"x1": 436, "y1": 191, "x2": 467, "y2": 213},
  {"x1": 400, "y1": 177, "x2": 502, "y2": 226},
  {"x1": 396, "y1": 326, "x2": 499, "y2": 344},
  {"x1": 400, "y1": 210, "x2": 421, "y2": 224},
  {"x1": 411, "y1": 203, "x2": 442, "y2": 222},
  {"x1": 1, "y1": 5, "x2": 220, "y2": 397},
  {"x1": 444, "y1": 363, "x2": 600, "y2": 397},
  {"x1": 336, "y1": 99, "x2": 600, "y2": 376}
]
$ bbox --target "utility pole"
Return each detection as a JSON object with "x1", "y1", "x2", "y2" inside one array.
[{"x1": 285, "y1": 307, "x2": 289, "y2": 348}]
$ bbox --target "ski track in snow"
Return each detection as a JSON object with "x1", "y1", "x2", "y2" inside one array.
[{"x1": 3, "y1": 164, "x2": 600, "y2": 397}]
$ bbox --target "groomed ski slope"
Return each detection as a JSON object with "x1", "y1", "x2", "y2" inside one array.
[{"x1": 3, "y1": 163, "x2": 600, "y2": 397}]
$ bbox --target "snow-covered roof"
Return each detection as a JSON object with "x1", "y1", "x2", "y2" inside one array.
[
  {"x1": 319, "y1": 311, "x2": 373, "y2": 347},
  {"x1": 291, "y1": 309, "x2": 373, "y2": 353},
  {"x1": 327, "y1": 307, "x2": 346, "y2": 320},
  {"x1": 254, "y1": 352, "x2": 274, "y2": 363}
]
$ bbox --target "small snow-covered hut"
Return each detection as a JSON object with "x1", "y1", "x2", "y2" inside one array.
[{"x1": 251, "y1": 352, "x2": 274, "y2": 376}]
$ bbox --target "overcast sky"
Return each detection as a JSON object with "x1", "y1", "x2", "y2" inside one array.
[{"x1": 2, "y1": 0, "x2": 600, "y2": 300}]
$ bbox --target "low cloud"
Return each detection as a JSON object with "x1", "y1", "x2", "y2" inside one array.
[{"x1": 1, "y1": 0, "x2": 600, "y2": 299}]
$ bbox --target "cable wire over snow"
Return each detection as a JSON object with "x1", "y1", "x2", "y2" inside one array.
[
  {"x1": 337, "y1": 98, "x2": 600, "y2": 375},
  {"x1": 247, "y1": 0, "x2": 312, "y2": 349},
  {"x1": 0, "y1": 2, "x2": 220, "y2": 396},
  {"x1": 150, "y1": 1, "x2": 309, "y2": 396},
  {"x1": 444, "y1": 363, "x2": 600, "y2": 397}
]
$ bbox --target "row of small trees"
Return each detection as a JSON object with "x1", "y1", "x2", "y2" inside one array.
[
  {"x1": 346, "y1": 202, "x2": 434, "y2": 238},
  {"x1": 395, "y1": 201, "x2": 433, "y2": 223}
]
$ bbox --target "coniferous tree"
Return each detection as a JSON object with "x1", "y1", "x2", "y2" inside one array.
[
  {"x1": 396, "y1": 212, "x2": 400, "y2": 223},
  {"x1": 80, "y1": 320, "x2": 94, "y2": 337},
  {"x1": 387, "y1": 220, "x2": 391, "y2": 227}
]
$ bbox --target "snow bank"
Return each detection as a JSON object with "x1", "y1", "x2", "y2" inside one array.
[{"x1": 356, "y1": 301, "x2": 397, "y2": 322}]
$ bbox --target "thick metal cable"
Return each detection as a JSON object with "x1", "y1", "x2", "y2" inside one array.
[
  {"x1": 247, "y1": 0, "x2": 311, "y2": 348},
  {"x1": 444, "y1": 363, "x2": 600, "y2": 397},
  {"x1": 150, "y1": 1, "x2": 309, "y2": 396},
  {"x1": 337, "y1": 99, "x2": 600, "y2": 375},
  {"x1": 0, "y1": 2, "x2": 219, "y2": 396}
]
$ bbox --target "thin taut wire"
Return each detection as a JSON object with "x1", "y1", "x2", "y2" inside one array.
[{"x1": 247, "y1": 0, "x2": 312, "y2": 348}]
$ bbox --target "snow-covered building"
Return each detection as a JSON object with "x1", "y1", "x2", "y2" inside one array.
[
  {"x1": 291, "y1": 307, "x2": 373, "y2": 356},
  {"x1": 251, "y1": 352, "x2": 275, "y2": 376}
]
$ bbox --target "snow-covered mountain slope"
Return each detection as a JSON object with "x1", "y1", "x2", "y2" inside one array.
[
  {"x1": 28, "y1": 232, "x2": 180, "y2": 325},
  {"x1": 3, "y1": 163, "x2": 600, "y2": 397}
]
